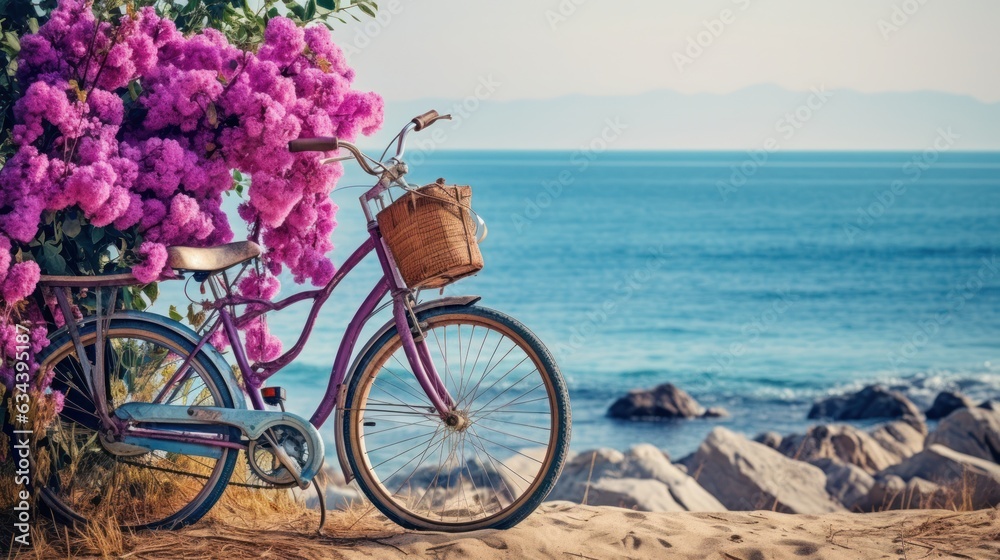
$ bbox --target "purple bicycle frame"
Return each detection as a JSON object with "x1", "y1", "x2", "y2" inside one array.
[{"x1": 159, "y1": 220, "x2": 456, "y2": 429}]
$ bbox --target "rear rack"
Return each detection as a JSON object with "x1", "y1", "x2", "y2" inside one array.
[{"x1": 37, "y1": 273, "x2": 142, "y2": 288}]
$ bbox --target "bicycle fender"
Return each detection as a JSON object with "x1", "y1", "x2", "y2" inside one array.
[
  {"x1": 45, "y1": 311, "x2": 247, "y2": 410},
  {"x1": 333, "y1": 295, "x2": 480, "y2": 484}
]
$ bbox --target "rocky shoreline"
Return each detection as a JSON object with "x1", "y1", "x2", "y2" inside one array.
[
  {"x1": 309, "y1": 382, "x2": 1000, "y2": 517},
  {"x1": 551, "y1": 383, "x2": 1000, "y2": 514}
]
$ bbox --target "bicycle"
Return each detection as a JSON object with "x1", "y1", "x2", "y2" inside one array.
[{"x1": 33, "y1": 111, "x2": 571, "y2": 533}]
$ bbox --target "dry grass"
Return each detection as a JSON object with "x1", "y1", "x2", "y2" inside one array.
[
  {"x1": 869, "y1": 466, "x2": 989, "y2": 513},
  {"x1": 827, "y1": 508, "x2": 1000, "y2": 559},
  {"x1": 8, "y1": 480, "x2": 397, "y2": 560}
]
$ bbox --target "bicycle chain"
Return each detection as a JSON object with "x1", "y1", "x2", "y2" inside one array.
[{"x1": 118, "y1": 459, "x2": 283, "y2": 490}]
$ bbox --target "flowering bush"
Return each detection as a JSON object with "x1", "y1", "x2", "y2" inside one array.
[{"x1": 0, "y1": 0, "x2": 383, "y2": 455}]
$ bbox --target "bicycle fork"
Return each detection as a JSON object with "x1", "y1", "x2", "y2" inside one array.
[
  {"x1": 373, "y1": 220, "x2": 460, "y2": 425},
  {"x1": 392, "y1": 293, "x2": 462, "y2": 426}
]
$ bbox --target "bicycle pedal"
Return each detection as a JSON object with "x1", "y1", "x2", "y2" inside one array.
[{"x1": 261, "y1": 386, "x2": 287, "y2": 406}]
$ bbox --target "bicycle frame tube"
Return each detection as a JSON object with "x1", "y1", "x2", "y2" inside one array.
[{"x1": 213, "y1": 222, "x2": 456, "y2": 426}]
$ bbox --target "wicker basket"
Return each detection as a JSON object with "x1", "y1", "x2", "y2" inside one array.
[{"x1": 377, "y1": 181, "x2": 484, "y2": 289}]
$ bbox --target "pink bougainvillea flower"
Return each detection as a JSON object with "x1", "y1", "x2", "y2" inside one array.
[
  {"x1": 132, "y1": 242, "x2": 168, "y2": 283},
  {"x1": 2, "y1": 261, "x2": 41, "y2": 302},
  {"x1": 0, "y1": 6, "x2": 383, "y2": 393}
]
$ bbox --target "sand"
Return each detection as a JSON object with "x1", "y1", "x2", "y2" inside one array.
[{"x1": 21, "y1": 502, "x2": 1000, "y2": 559}]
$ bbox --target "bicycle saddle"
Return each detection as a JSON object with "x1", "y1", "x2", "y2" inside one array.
[{"x1": 167, "y1": 241, "x2": 261, "y2": 273}]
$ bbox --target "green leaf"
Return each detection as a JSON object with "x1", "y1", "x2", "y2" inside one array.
[
  {"x1": 305, "y1": 0, "x2": 316, "y2": 19},
  {"x1": 43, "y1": 253, "x2": 68, "y2": 275},
  {"x1": 3, "y1": 32, "x2": 19, "y2": 53},
  {"x1": 142, "y1": 282, "x2": 159, "y2": 302},
  {"x1": 317, "y1": 0, "x2": 336, "y2": 9},
  {"x1": 62, "y1": 215, "x2": 82, "y2": 238},
  {"x1": 129, "y1": 287, "x2": 148, "y2": 311},
  {"x1": 169, "y1": 305, "x2": 184, "y2": 322},
  {"x1": 91, "y1": 227, "x2": 105, "y2": 244},
  {"x1": 128, "y1": 79, "x2": 141, "y2": 101},
  {"x1": 289, "y1": 4, "x2": 306, "y2": 19},
  {"x1": 42, "y1": 240, "x2": 61, "y2": 258},
  {"x1": 355, "y1": 0, "x2": 376, "y2": 17}
]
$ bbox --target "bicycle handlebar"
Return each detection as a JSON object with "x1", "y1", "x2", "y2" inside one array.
[
  {"x1": 288, "y1": 110, "x2": 451, "y2": 175},
  {"x1": 288, "y1": 137, "x2": 340, "y2": 153}
]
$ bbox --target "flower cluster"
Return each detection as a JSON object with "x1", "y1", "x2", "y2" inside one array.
[{"x1": 0, "y1": 1, "x2": 382, "y2": 389}]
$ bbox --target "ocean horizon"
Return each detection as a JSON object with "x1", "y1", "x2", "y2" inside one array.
[{"x1": 159, "y1": 149, "x2": 1000, "y2": 459}]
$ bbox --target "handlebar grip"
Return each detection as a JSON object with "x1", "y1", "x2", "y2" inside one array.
[
  {"x1": 411, "y1": 110, "x2": 440, "y2": 131},
  {"x1": 288, "y1": 137, "x2": 340, "y2": 153}
]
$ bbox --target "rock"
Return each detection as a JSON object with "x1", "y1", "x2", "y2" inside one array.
[
  {"x1": 852, "y1": 475, "x2": 947, "y2": 511},
  {"x1": 548, "y1": 446, "x2": 725, "y2": 512},
  {"x1": 808, "y1": 385, "x2": 923, "y2": 422},
  {"x1": 293, "y1": 469, "x2": 363, "y2": 510},
  {"x1": 549, "y1": 448, "x2": 626, "y2": 489},
  {"x1": 925, "y1": 407, "x2": 1000, "y2": 463},
  {"x1": 869, "y1": 419, "x2": 926, "y2": 464},
  {"x1": 879, "y1": 444, "x2": 1000, "y2": 509},
  {"x1": 498, "y1": 447, "x2": 557, "y2": 493},
  {"x1": 607, "y1": 383, "x2": 718, "y2": 420},
  {"x1": 754, "y1": 431, "x2": 783, "y2": 450},
  {"x1": 925, "y1": 391, "x2": 975, "y2": 420},
  {"x1": 703, "y1": 407, "x2": 730, "y2": 418},
  {"x1": 621, "y1": 445, "x2": 726, "y2": 511},
  {"x1": 682, "y1": 427, "x2": 845, "y2": 514},
  {"x1": 580, "y1": 478, "x2": 686, "y2": 511},
  {"x1": 307, "y1": 483, "x2": 363, "y2": 510},
  {"x1": 777, "y1": 424, "x2": 899, "y2": 474},
  {"x1": 810, "y1": 458, "x2": 875, "y2": 507},
  {"x1": 980, "y1": 400, "x2": 1000, "y2": 412}
]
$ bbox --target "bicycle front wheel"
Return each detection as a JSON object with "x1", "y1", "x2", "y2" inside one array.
[
  {"x1": 343, "y1": 305, "x2": 571, "y2": 531},
  {"x1": 36, "y1": 317, "x2": 239, "y2": 530}
]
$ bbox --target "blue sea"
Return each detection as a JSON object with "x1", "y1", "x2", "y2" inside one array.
[{"x1": 162, "y1": 151, "x2": 1000, "y2": 460}]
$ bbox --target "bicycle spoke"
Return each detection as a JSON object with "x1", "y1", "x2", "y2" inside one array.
[
  {"x1": 456, "y1": 336, "x2": 506, "y2": 408},
  {"x1": 468, "y1": 362, "x2": 535, "y2": 416},
  {"x1": 475, "y1": 396, "x2": 552, "y2": 419},
  {"x1": 473, "y1": 423, "x2": 549, "y2": 447}
]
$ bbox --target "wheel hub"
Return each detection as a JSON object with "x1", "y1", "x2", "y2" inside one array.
[{"x1": 444, "y1": 410, "x2": 470, "y2": 432}]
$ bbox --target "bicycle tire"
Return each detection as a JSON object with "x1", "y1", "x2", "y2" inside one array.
[
  {"x1": 343, "y1": 304, "x2": 571, "y2": 531},
  {"x1": 36, "y1": 317, "x2": 239, "y2": 530}
]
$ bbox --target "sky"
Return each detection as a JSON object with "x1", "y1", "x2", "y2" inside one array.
[{"x1": 331, "y1": 0, "x2": 1000, "y2": 104}]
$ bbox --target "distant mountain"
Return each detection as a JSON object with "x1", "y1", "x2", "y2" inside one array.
[{"x1": 368, "y1": 85, "x2": 1000, "y2": 151}]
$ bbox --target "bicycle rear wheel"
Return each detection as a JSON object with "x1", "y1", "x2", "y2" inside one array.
[
  {"x1": 36, "y1": 317, "x2": 239, "y2": 530},
  {"x1": 343, "y1": 305, "x2": 571, "y2": 531}
]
